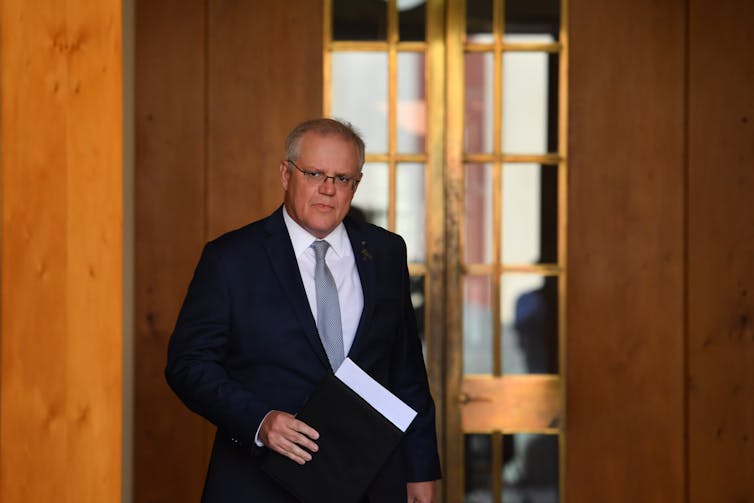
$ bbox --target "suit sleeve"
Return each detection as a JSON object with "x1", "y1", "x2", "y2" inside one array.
[
  {"x1": 165, "y1": 241, "x2": 270, "y2": 452},
  {"x1": 389, "y1": 238, "x2": 443, "y2": 482}
]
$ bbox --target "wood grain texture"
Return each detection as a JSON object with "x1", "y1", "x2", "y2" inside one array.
[
  {"x1": 567, "y1": 0, "x2": 686, "y2": 500},
  {"x1": 460, "y1": 376, "x2": 561, "y2": 432},
  {"x1": 0, "y1": 0, "x2": 123, "y2": 500},
  {"x1": 134, "y1": 1, "x2": 211, "y2": 502},
  {"x1": 687, "y1": 0, "x2": 754, "y2": 500},
  {"x1": 207, "y1": 0, "x2": 323, "y2": 238}
]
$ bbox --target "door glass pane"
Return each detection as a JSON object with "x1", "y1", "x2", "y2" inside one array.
[
  {"x1": 351, "y1": 162, "x2": 388, "y2": 228},
  {"x1": 466, "y1": 0, "x2": 493, "y2": 40},
  {"x1": 397, "y1": 163, "x2": 426, "y2": 263},
  {"x1": 503, "y1": 434, "x2": 559, "y2": 503},
  {"x1": 465, "y1": 52, "x2": 494, "y2": 153},
  {"x1": 399, "y1": 0, "x2": 426, "y2": 41},
  {"x1": 463, "y1": 275, "x2": 493, "y2": 374},
  {"x1": 504, "y1": 0, "x2": 561, "y2": 41},
  {"x1": 465, "y1": 434, "x2": 493, "y2": 502},
  {"x1": 465, "y1": 163, "x2": 493, "y2": 264},
  {"x1": 397, "y1": 52, "x2": 427, "y2": 154},
  {"x1": 332, "y1": 52, "x2": 388, "y2": 153},
  {"x1": 332, "y1": 0, "x2": 387, "y2": 41},
  {"x1": 501, "y1": 274, "x2": 558, "y2": 375},
  {"x1": 502, "y1": 164, "x2": 558, "y2": 265},
  {"x1": 502, "y1": 44, "x2": 558, "y2": 154}
]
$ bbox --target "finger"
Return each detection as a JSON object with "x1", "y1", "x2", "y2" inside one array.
[
  {"x1": 289, "y1": 430, "x2": 319, "y2": 453},
  {"x1": 279, "y1": 440, "x2": 313, "y2": 464},
  {"x1": 290, "y1": 418, "x2": 319, "y2": 441}
]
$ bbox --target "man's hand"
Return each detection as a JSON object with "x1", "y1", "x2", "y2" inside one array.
[
  {"x1": 407, "y1": 480, "x2": 435, "y2": 503},
  {"x1": 259, "y1": 410, "x2": 319, "y2": 465}
]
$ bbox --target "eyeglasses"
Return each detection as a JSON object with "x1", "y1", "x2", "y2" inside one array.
[{"x1": 287, "y1": 159, "x2": 361, "y2": 190}]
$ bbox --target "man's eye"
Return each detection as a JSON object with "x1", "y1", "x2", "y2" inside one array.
[
  {"x1": 336, "y1": 176, "x2": 350, "y2": 184},
  {"x1": 305, "y1": 171, "x2": 322, "y2": 179}
]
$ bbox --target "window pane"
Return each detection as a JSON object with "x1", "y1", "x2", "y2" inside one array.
[
  {"x1": 465, "y1": 434, "x2": 493, "y2": 502},
  {"x1": 397, "y1": 52, "x2": 427, "y2": 154},
  {"x1": 332, "y1": 0, "x2": 387, "y2": 41},
  {"x1": 503, "y1": 434, "x2": 559, "y2": 503},
  {"x1": 504, "y1": 0, "x2": 560, "y2": 41},
  {"x1": 465, "y1": 163, "x2": 493, "y2": 264},
  {"x1": 502, "y1": 46, "x2": 559, "y2": 154},
  {"x1": 397, "y1": 163, "x2": 426, "y2": 263},
  {"x1": 502, "y1": 164, "x2": 558, "y2": 265},
  {"x1": 399, "y1": 0, "x2": 426, "y2": 41},
  {"x1": 331, "y1": 52, "x2": 388, "y2": 153},
  {"x1": 351, "y1": 162, "x2": 388, "y2": 228},
  {"x1": 501, "y1": 274, "x2": 558, "y2": 375},
  {"x1": 463, "y1": 275, "x2": 493, "y2": 375},
  {"x1": 466, "y1": 0, "x2": 493, "y2": 40},
  {"x1": 465, "y1": 52, "x2": 494, "y2": 153}
]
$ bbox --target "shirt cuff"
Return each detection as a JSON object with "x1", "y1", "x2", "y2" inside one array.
[{"x1": 254, "y1": 410, "x2": 274, "y2": 447}]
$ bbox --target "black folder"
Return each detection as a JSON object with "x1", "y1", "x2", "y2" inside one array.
[{"x1": 261, "y1": 373, "x2": 404, "y2": 503}]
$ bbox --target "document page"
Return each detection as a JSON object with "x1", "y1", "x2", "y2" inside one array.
[{"x1": 334, "y1": 358, "x2": 417, "y2": 432}]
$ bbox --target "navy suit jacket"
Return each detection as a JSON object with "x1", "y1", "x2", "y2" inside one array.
[{"x1": 166, "y1": 207, "x2": 441, "y2": 502}]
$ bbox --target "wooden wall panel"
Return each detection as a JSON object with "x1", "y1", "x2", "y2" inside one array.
[
  {"x1": 687, "y1": 0, "x2": 754, "y2": 500},
  {"x1": 134, "y1": 1, "x2": 210, "y2": 501},
  {"x1": 566, "y1": 0, "x2": 686, "y2": 500},
  {"x1": 0, "y1": 0, "x2": 123, "y2": 500},
  {"x1": 134, "y1": 1, "x2": 323, "y2": 500},
  {"x1": 207, "y1": 0, "x2": 323, "y2": 237}
]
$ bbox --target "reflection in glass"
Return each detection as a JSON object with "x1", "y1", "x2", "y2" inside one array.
[
  {"x1": 465, "y1": 164, "x2": 493, "y2": 264},
  {"x1": 464, "y1": 52, "x2": 494, "y2": 153},
  {"x1": 501, "y1": 274, "x2": 558, "y2": 375},
  {"x1": 351, "y1": 162, "x2": 388, "y2": 229},
  {"x1": 332, "y1": 52, "x2": 388, "y2": 153},
  {"x1": 332, "y1": 0, "x2": 387, "y2": 41},
  {"x1": 466, "y1": 0, "x2": 493, "y2": 40},
  {"x1": 399, "y1": 0, "x2": 426, "y2": 41},
  {"x1": 502, "y1": 164, "x2": 558, "y2": 265},
  {"x1": 465, "y1": 434, "x2": 492, "y2": 502},
  {"x1": 502, "y1": 43, "x2": 558, "y2": 154},
  {"x1": 397, "y1": 53, "x2": 427, "y2": 154},
  {"x1": 397, "y1": 163, "x2": 426, "y2": 263},
  {"x1": 505, "y1": 0, "x2": 560, "y2": 40},
  {"x1": 503, "y1": 433, "x2": 559, "y2": 503},
  {"x1": 463, "y1": 275, "x2": 493, "y2": 375}
]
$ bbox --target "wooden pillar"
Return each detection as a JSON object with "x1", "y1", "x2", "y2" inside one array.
[
  {"x1": 567, "y1": 0, "x2": 686, "y2": 500},
  {"x1": 687, "y1": 0, "x2": 754, "y2": 500},
  {"x1": 0, "y1": 0, "x2": 123, "y2": 501}
]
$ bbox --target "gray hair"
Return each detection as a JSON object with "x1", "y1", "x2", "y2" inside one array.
[{"x1": 285, "y1": 118, "x2": 365, "y2": 170}]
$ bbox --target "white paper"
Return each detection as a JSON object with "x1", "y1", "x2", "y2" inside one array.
[{"x1": 334, "y1": 358, "x2": 418, "y2": 432}]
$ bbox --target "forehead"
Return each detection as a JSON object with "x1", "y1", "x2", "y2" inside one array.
[{"x1": 297, "y1": 132, "x2": 359, "y2": 171}]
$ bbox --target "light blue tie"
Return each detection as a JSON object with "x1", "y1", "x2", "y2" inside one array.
[{"x1": 312, "y1": 240, "x2": 344, "y2": 371}]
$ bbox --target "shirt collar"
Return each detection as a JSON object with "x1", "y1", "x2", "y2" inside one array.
[{"x1": 282, "y1": 206, "x2": 349, "y2": 259}]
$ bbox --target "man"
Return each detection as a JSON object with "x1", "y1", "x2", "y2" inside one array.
[{"x1": 166, "y1": 118, "x2": 441, "y2": 502}]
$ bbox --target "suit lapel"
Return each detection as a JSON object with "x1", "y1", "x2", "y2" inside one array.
[
  {"x1": 262, "y1": 207, "x2": 330, "y2": 369},
  {"x1": 344, "y1": 217, "x2": 376, "y2": 360}
]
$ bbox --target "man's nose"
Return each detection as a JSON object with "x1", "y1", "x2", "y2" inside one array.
[{"x1": 318, "y1": 177, "x2": 337, "y2": 194}]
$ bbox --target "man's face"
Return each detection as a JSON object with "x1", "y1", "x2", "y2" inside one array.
[{"x1": 280, "y1": 131, "x2": 360, "y2": 239}]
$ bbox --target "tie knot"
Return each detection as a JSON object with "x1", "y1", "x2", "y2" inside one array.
[{"x1": 312, "y1": 240, "x2": 330, "y2": 261}]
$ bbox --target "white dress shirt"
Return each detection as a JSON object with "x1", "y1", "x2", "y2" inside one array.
[
  {"x1": 255, "y1": 208, "x2": 364, "y2": 446},
  {"x1": 282, "y1": 207, "x2": 364, "y2": 354}
]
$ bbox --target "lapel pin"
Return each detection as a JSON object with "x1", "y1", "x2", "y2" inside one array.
[{"x1": 360, "y1": 241, "x2": 372, "y2": 261}]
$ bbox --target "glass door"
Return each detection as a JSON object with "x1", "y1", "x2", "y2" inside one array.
[{"x1": 324, "y1": 1, "x2": 567, "y2": 501}]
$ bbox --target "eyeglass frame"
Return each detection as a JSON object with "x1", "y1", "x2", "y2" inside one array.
[{"x1": 286, "y1": 159, "x2": 362, "y2": 191}]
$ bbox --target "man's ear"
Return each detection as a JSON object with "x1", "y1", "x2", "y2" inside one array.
[{"x1": 280, "y1": 160, "x2": 290, "y2": 190}]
